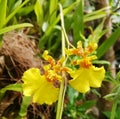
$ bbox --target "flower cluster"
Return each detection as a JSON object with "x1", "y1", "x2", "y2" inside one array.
[
  {"x1": 22, "y1": 51, "x2": 64, "y2": 104},
  {"x1": 66, "y1": 41, "x2": 105, "y2": 93},
  {"x1": 22, "y1": 41, "x2": 105, "y2": 105}
]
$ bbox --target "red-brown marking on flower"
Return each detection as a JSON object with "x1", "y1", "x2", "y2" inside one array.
[
  {"x1": 80, "y1": 58, "x2": 92, "y2": 68},
  {"x1": 45, "y1": 71, "x2": 54, "y2": 82},
  {"x1": 48, "y1": 57, "x2": 55, "y2": 66},
  {"x1": 72, "y1": 49, "x2": 84, "y2": 56},
  {"x1": 87, "y1": 45, "x2": 94, "y2": 53},
  {"x1": 61, "y1": 67, "x2": 69, "y2": 72}
]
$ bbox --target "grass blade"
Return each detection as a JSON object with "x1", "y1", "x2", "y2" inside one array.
[
  {"x1": 39, "y1": 1, "x2": 80, "y2": 49},
  {"x1": 0, "y1": 0, "x2": 7, "y2": 28},
  {"x1": 97, "y1": 27, "x2": 120, "y2": 58},
  {"x1": 73, "y1": 0, "x2": 84, "y2": 45},
  {"x1": 34, "y1": 0, "x2": 43, "y2": 28},
  {"x1": 5, "y1": 0, "x2": 30, "y2": 26},
  {"x1": 49, "y1": 0, "x2": 58, "y2": 23},
  {"x1": 84, "y1": 7, "x2": 111, "y2": 22},
  {"x1": 88, "y1": 20, "x2": 107, "y2": 42},
  {"x1": 0, "y1": 23, "x2": 33, "y2": 34},
  {"x1": 0, "y1": 83, "x2": 22, "y2": 100}
]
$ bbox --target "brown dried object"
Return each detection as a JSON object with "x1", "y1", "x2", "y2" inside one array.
[{"x1": 1, "y1": 31, "x2": 42, "y2": 78}]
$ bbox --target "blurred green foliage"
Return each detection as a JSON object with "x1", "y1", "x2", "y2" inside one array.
[{"x1": 1, "y1": 0, "x2": 120, "y2": 119}]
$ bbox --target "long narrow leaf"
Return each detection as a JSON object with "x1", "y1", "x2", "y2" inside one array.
[
  {"x1": 39, "y1": 1, "x2": 80, "y2": 49},
  {"x1": 7, "y1": 0, "x2": 16, "y2": 13},
  {"x1": 17, "y1": 5, "x2": 34, "y2": 16},
  {"x1": 0, "y1": 83, "x2": 22, "y2": 100},
  {"x1": 84, "y1": 7, "x2": 110, "y2": 18},
  {"x1": 12, "y1": 0, "x2": 22, "y2": 11},
  {"x1": 34, "y1": 0, "x2": 43, "y2": 28},
  {"x1": 84, "y1": 7, "x2": 111, "y2": 22},
  {"x1": 0, "y1": 0, "x2": 7, "y2": 28},
  {"x1": 84, "y1": 14, "x2": 107, "y2": 22},
  {"x1": 97, "y1": 27, "x2": 120, "y2": 58},
  {"x1": 5, "y1": 0, "x2": 30, "y2": 26},
  {"x1": 49, "y1": 0, "x2": 58, "y2": 23},
  {"x1": 0, "y1": 83, "x2": 22, "y2": 93},
  {"x1": 0, "y1": 23, "x2": 33, "y2": 34},
  {"x1": 73, "y1": 0, "x2": 84, "y2": 45},
  {"x1": 88, "y1": 20, "x2": 107, "y2": 42}
]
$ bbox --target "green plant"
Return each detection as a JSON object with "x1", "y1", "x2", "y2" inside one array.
[
  {"x1": 0, "y1": 0, "x2": 33, "y2": 46},
  {"x1": 104, "y1": 71, "x2": 120, "y2": 119},
  {"x1": 1, "y1": 1, "x2": 120, "y2": 119}
]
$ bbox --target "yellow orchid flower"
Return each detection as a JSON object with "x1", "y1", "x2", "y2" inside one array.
[
  {"x1": 22, "y1": 50, "x2": 65, "y2": 105},
  {"x1": 66, "y1": 41, "x2": 105, "y2": 93},
  {"x1": 66, "y1": 41, "x2": 98, "y2": 57},
  {"x1": 42, "y1": 50, "x2": 55, "y2": 66},
  {"x1": 22, "y1": 68, "x2": 60, "y2": 105},
  {"x1": 68, "y1": 66, "x2": 105, "y2": 93}
]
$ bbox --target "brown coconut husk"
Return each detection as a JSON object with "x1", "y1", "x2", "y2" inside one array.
[{"x1": 1, "y1": 30, "x2": 42, "y2": 78}]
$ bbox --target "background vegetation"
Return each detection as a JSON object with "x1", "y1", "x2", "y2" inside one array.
[{"x1": 0, "y1": 0, "x2": 120, "y2": 119}]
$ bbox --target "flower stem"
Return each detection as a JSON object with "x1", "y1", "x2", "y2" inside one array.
[
  {"x1": 56, "y1": 3, "x2": 67, "y2": 119},
  {"x1": 110, "y1": 99, "x2": 117, "y2": 119},
  {"x1": 56, "y1": 73, "x2": 66, "y2": 119}
]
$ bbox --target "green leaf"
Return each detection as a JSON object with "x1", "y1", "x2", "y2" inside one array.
[
  {"x1": 0, "y1": 83, "x2": 22, "y2": 100},
  {"x1": 7, "y1": 0, "x2": 16, "y2": 13},
  {"x1": 34, "y1": 0, "x2": 43, "y2": 28},
  {"x1": 116, "y1": 71, "x2": 120, "y2": 81},
  {"x1": 104, "y1": 93, "x2": 117, "y2": 100},
  {"x1": 17, "y1": 5, "x2": 34, "y2": 16},
  {"x1": 19, "y1": 96, "x2": 32, "y2": 117},
  {"x1": 67, "y1": 86, "x2": 79, "y2": 105},
  {"x1": 97, "y1": 27, "x2": 120, "y2": 58},
  {"x1": 84, "y1": 7, "x2": 111, "y2": 22},
  {"x1": 73, "y1": 0, "x2": 84, "y2": 45},
  {"x1": 78, "y1": 100, "x2": 96, "y2": 112},
  {"x1": 103, "y1": 111, "x2": 111, "y2": 118},
  {"x1": 88, "y1": 20, "x2": 107, "y2": 43},
  {"x1": 92, "y1": 60, "x2": 110, "y2": 65},
  {"x1": 5, "y1": 0, "x2": 30, "y2": 26},
  {"x1": 49, "y1": 0, "x2": 58, "y2": 24},
  {"x1": 39, "y1": 1, "x2": 80, "y2": 49},
  {"x1": 0, "y1": 0, "x2": 7, "y2": 28},
  {"x1": 0, "y1": 83, "x2": 22, "y2": 93},
  {"x1": 0, "y1": 23, "x2": 33, "y2": 35},
  {"x1": 109, "y1": 0, "x2": 113, "y2": 6},
  {"x1": 12, "y1": 0, "x2": 22, "y2": 11}
]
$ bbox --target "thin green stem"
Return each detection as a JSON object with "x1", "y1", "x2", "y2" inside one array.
[
  {"x1": 110, "y1": 99, "x2": 118, "y2": 119},
  {"x1": 56, "y1": 3, "x2": 67, "y2": 119},
  {"x1": 56, "y1": 73, "x2": 66, "y2": 119}
]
